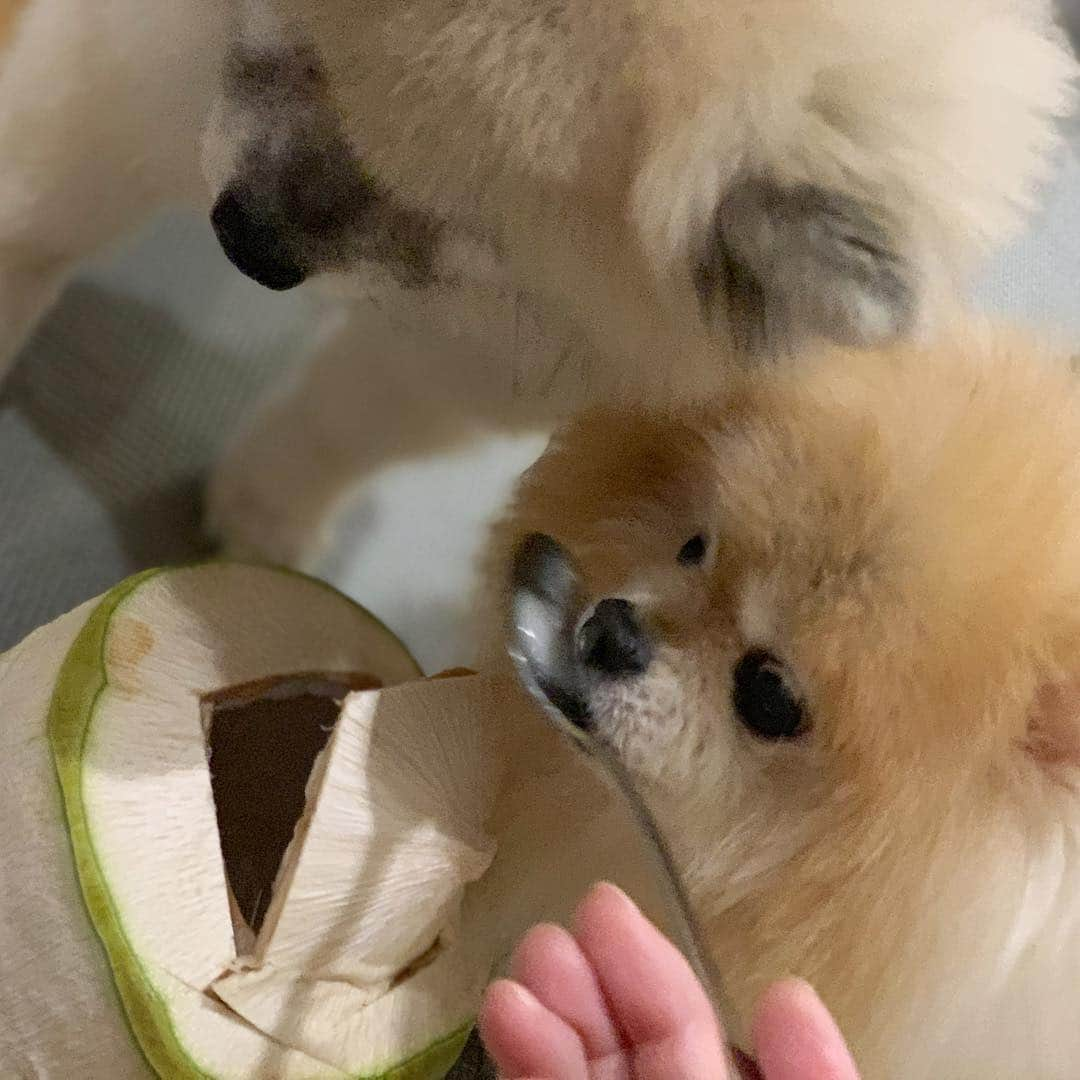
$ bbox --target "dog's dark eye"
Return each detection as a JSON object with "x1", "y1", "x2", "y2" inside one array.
[
  {"x1": 677, "y1": 534, "x2": 707, "y2": 566},
  {"x1": 732, "y1": 649, "x2": 805, "y2": 739}
]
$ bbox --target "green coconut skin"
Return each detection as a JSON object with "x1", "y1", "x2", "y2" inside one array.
[
  {"x1": 48, "y1": 567, "x2": 208, "y2": 1080},
  {"x1": 381, "y1": 1025, "x2": 474, "y2": 1080},
  {"x1": 47, "y1": 564, "x2": 468, "y2": 1080}
]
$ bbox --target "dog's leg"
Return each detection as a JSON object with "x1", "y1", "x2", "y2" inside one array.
[
  {"x1": 0, "y1": 261, "x2": 67, "y2": 379},
  {"x1": 0, "y1": 0, "x2": 234, "y2": 374},
  {"x1": 207, "y1": 288, "x2": 562, "y2": 570}
]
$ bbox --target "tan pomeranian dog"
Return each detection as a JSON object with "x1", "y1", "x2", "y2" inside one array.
[
  {"x1": 490, "y1": 328, "x2": 1080, "y2": 1078},
  {"x1": 0, "y1": 2, "x2": 1074, "y2": 567}
]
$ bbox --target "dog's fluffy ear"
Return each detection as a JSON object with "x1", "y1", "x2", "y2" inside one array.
[
  {"x1": 631, "y1": 2, "x2": 1074, "y2": 356},
  {"x1": 697, "y1": 177, "x2": 915, "y2": 351}
]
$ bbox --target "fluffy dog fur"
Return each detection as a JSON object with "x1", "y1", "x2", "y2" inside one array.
[
  {"x1": 232, "y1": 1, "x2": 1073, "y2": 362},
  {"x1": 488, "y1": 329, "x2": 1080, "y2": 1078},
  {"x1": 0, "y1": 2, "x2": 1074, "y2": 566}
]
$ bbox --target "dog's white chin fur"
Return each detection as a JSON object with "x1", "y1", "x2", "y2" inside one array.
[{"x1": 629, "y1": 713, "x2": 1080, "y2": 1078}]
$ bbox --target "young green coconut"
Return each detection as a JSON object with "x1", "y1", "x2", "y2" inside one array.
[{"x1": 0, "y1": 563, "x2": 668, "y2": 1079}]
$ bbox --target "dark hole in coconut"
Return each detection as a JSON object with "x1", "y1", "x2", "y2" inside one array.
[{"x1": 202, "y1": 672, "x2": 381, "y2": 948}]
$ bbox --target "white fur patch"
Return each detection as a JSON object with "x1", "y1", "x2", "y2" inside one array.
[{"x1": 737, "y1": 575, "x2": 778, "y2": 646}]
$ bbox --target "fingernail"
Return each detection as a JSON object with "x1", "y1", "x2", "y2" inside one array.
[
  {"x1": 573, "y1": 881, "x2": 641, "y2": 935},
  {"x1": 591, "y1": 880, "x2": 639, "y2": 912},
  {"x1": 492, "y1": 979, "x2": 542, "y2": 1015}
]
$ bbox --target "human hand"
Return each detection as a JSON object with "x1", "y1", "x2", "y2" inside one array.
[{"x1": 479, "y1": 882, "x2": 860, "y2": 1080}]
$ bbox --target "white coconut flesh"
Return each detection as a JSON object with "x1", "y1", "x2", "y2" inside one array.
[
  {"x1": 10, "y1": 562, "x2": 512, "y2": 1080},
  {"x1": 210, "y1": 673, "x2": 677, "y2": 1076},
  {"x1": 2, "y1": 562, "x2": 676, "y2": 1080},
  {"x1": 211, "y1": 674, "x2": 506, "y2": 1074}
]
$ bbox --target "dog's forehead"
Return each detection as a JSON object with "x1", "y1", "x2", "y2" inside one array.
[
  {"x1": 723, "y1": 362, "x2": 1080, "y2": 739},
  {"x1": 224, "y1": 38, "x2": 326, "y2": 106},
  {"x1": 528, "y1": 395, "x2": 888, "y2": 590},
  {"x1": 711, "y1": 387, "x2": 890, "y2": 565}
]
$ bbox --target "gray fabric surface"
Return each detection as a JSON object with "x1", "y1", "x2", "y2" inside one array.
[{"x1": 0, "y1": 213, "x2": 316, "y2": 650}]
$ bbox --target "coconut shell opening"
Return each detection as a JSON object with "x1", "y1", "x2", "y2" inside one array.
[{"x1": 202, "y1": 673, "x2": 381, "y2": 948}]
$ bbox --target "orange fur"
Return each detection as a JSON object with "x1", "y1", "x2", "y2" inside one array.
[
  {"x1": 0, "y1": 0, "x2": 27, "y2": 51},
  {"x1": 487, "y1": 327, "x2": 1080, "y2": 1077}
]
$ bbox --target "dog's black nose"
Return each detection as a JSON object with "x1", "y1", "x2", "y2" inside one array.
[
  {"x1": 578, "y1": 599, "x2": 652, "y2": 678},
  {"x1": 210, "y1": 189, "x2": 308, "y2": 291}
]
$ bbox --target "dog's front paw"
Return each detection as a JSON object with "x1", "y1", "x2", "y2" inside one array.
[
  {"x1": 205, "y1": 429, "x2": 338, "y2": 571},
  {"x1": 0, "y1": 262, "x2": 70, "y2": 385}
]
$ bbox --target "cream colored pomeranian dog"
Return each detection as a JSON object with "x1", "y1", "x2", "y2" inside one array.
[
  {"x1": 0, "y1": 2, "x2": 1074, "y2": 566},
  {"x1": 491, "y1": 329, "x2": 1080, "y2": 1078}
]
